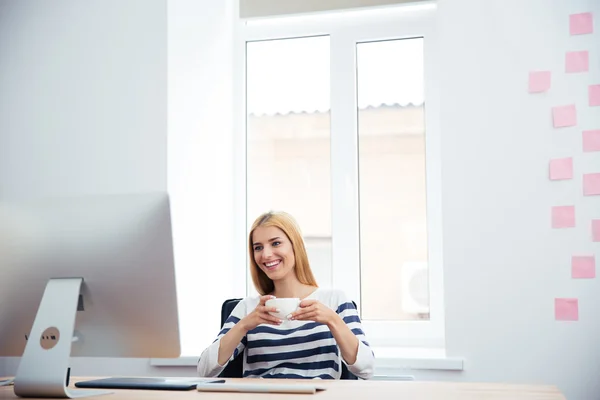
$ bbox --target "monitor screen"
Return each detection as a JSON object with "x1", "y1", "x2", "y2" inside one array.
[{"x1": 0, "y1": 192, "x2": 180, "y2": 397}]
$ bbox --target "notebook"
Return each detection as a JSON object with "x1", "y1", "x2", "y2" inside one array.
[
  {"x1": 196, "y1": 382, "x2": 327, "y2": 394},
  {"x1": 75, "y1": 377, "x2": 225, "y2": 391}
]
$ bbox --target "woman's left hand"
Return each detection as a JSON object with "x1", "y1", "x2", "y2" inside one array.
[{"x1": 289, "y1": 299, "x2": 339, "y2": 326}]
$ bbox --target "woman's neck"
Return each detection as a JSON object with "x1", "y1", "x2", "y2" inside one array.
[{"x1": 272, "y1": 275, "x2": 315, "y2": 299}]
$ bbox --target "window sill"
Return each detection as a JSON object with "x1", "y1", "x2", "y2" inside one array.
[
  {"x1": 150, "y1": 347, "x2": 463, "y2": 372},
  {"x1": 371, "y1": 347, "x2": 464, "y2": 372}
]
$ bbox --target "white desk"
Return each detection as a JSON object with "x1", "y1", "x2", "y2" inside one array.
[{"x1": 0, "y1": 377, "x2": 567, "y2": 399}]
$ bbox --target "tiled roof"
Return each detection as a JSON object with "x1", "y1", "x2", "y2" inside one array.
[{"x1": 248, "y1": 101, "x2": 424, "y2": 116}]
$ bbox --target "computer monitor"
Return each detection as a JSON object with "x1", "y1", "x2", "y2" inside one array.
[{"x1": 0, "y1": 192, "x2": 181, "y2": 398}]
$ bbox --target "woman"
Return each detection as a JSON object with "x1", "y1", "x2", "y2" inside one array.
[{"x1": 197, "y1": 211, "x2": 374, "y2": 379}]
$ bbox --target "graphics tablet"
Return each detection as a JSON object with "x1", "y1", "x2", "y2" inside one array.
[
  {"x1": 75, "y1": 377, "x2": 225, "y2": 391},
  {"x1": 196, "y1": 382, "x2": 327, "y2": 394}
]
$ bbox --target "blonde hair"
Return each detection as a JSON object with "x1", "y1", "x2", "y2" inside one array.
[{"x1": 248, "y1": 211, "x2": 318, "y2": 295}]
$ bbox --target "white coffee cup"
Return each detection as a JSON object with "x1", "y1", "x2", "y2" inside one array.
[{"x1": 265, "y1": 298, "x2": 300, "y2": 320}]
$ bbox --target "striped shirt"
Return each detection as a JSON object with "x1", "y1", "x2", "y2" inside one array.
[{"x1": 197, "y1": 288, "x2": 375, "y2": 380}]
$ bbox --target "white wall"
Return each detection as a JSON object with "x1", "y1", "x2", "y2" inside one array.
[
  {"x1": 0, "y1": 0, "x2": 235, "y2": 380},
  {"x1": 435, "y1": 0, "x2": 600, "y2": 399},
  {"x1": 2, "y1": 1, "x2": 600, "y2": 399},
  {"x1": 166, "y1": 0, "x2": 235, "y2": 356},
  {"x1": 239, "y1": 0, "x2": 428, "y2": 18},
  {"x1": 0, "y1": 0, "x2": 167, "y2": 198}
]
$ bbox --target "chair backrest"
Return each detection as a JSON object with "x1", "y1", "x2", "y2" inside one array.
[
  {"x1": 217, "y1": 298, "x2": 358, "y2": 380},
  {"x1": 218, "y1": 299, "x2": 244, "y2": 378}
]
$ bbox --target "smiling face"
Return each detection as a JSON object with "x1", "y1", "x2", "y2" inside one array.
[{"x1": 252, "y1": 225, "x2": 296, "y2": 283}]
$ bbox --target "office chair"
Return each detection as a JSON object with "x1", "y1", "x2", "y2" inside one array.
[
  {"x1": 217, "y1": 298, "x2": 358, "y2": 380},
  {"x1": 217, "y1": 299, "x2": 245, "y2": 378}
]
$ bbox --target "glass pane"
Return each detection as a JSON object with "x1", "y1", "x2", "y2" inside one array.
[
  {"x1": 357, "y1": 38, "x2": 429, "y2": 321},
  {"x1": 246, "y1": 36, "x2": 332, "y2": 291}
]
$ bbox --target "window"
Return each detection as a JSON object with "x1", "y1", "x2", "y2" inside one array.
[
  {"x1": 357, "y1": 38, "x2": 429, "y2": 321},
  {"x1": 236, "y1": 3, "x2": 442, "y2": 349},
  {"x1": 246, "y1": 36, "x2": 333, "y2": 292}
]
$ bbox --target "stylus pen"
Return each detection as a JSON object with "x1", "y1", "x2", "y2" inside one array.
[{"x1": 196, "y1": 383, "x2": 318, "y2": 394}]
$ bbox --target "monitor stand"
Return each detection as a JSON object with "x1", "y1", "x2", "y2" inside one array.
[{"x1": 14, "y1": 278, "x2": 111, "y2": 398}]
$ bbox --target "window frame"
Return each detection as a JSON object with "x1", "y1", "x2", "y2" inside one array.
[{"x1": 233, "y1": 4, "x2": 444, "y2": 349}]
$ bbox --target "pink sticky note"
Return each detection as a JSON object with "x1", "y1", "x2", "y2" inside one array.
[
  {"x1": 583, "y1": 130, "x2": 600, "y2": 152},
  {"x1": 566, "y1": 51, "x2": 589, "y2": 73},
  {"x1": 590, "y1": 85, "x2": 600, "y2": 106},
  {"x1": 555, "y1": 298, "x2": 578, "y2": 321},
  {"x1": 528, "y1": 71, "x2": 551, "y2": 93},
  {"x1": 549, "y1": 157, "x2": 573, "y2": 180},
  {"x1": 552, "y1": 206, "x2": 575, "y2": 228},
  {"x1": 552, "y1": 105, "x2": 577, "y2": 128},
  {"x1": 593, "y1": 220, "x2": 600, "y2": 242},
  {"x1": 583, "y1": 173, "x2": 600, "y2": 196},
  {"x1": 570, "y1": 12, "x2": 594, "y2": 35},
  {"x1": 572, "y1": 256, "x2": 596, "y2": 278}
]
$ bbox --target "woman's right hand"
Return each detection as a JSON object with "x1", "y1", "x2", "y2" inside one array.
[{"x1": 240, "y1": 295, "x2": 283, "y2": 332}]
